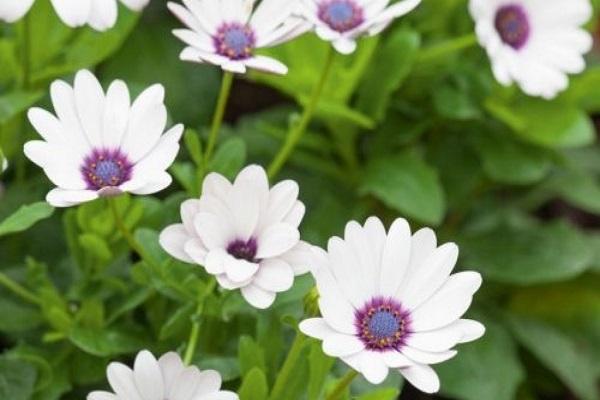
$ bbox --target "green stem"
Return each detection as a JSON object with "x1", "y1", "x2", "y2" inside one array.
[
  {"x1": 16, "y1": 14, "x2": 32, "y2": 183},
  {"x1": 325, "y1": 370, "x2": 360, "y2": 400},
  {"x1": 268, "y1": 47, "x2": 335, "y2": 179},
  {"x1": 202, "y1": 71, "x2": 234, "y2": 175},
  {"x1": 107, "y1": 197, "x2": 156, "y2": 268},
  {"x1": 0, "y1": 271, "x2": 41, "y2": 305},
  {"x1": 269, "y1": 332, "x2": 307, "y2": 400},
  {"x1": 416, "y1": 33, "x2": 477, "y2": 64},
  {"x1": 183, "y1": 278, "x2": 216, "y2": 365}
]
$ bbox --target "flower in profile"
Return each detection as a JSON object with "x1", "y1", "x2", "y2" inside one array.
[
  {"x1": 168, "y1": 0, "x2": 309, "y2": 74},
  {"x1": 87, "y1": 350, "x2": 238, "y2": 400},
  {"x1": 469, "y1": 0, "x2": 593, "y2": 99},
  {"x1": 299, "y1": 0, "x2": 421, "y2": 54},
  {"x1": 25, "y1": 69, "x2": 183, "y2": 207},
  {"x1": 0, "y1": 0, "x2": 149, "y2": 31},
  {"x1": 300, "y1": 217, "x2": 485, "y2": 393},
  {"x1": 160, "y1": 165, "x2": 311, "y2": 309}
]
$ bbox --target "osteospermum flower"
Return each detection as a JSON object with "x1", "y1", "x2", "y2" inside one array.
[
  {"x1": 0, "y1": 0, "x2": 149, "y2": 31},
  {"x1": 168, "y1": 0, "x2": 309, "y2": 74},
  {"x1": 469, "y1": 0, "x2": 593, "y2": 99},
  {"x1": 300, "y1": 217, "x2": 485, "y2": 393},
  {"x1": 160, "y1": 165, "x2": 311, "y2": 309},
  {"x1": 87, "y1": 350, "x2": 238, "y2": 400},
  {"x1": 24, "y1": 69, "x2": 183, "y2": 207},
  {"x1": 299, "y1": 0, "x2": 421, "y2": 54}
]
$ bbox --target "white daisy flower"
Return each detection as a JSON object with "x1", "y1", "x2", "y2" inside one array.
[
  {"x1": 159, "y1": 165, "x2": 312, "y2": 309},
  {"x1": 167, "y1": 0, "x2": 310, "y2": 75},
  {"x1": 87, "y1": 350, "x2": 238, "y2": 400},
  {"x1": 299, "y1": 0, "x2": 421, "y2": 54},
  {"x1": 469, "y1": 0, "x2": 593, "y2": 99},
  {"x1": 24, "y1": 69, "x2": 183, "y2": 208},
  {"x1": 299, "y1": 217, "x2": 485, "y2": 393},
  {"x1": 0, "y1": 0, "x2": 149, "y2": 31}
]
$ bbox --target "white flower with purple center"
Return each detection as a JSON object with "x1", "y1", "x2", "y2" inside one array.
[
  {"x1": 159, "y1": 165, "x2": 312, "y2": 309},
  {"x1": 0, "y1": 0, "x2": 149, "y2": 31},
  {"x1": 470, "y1": 0, "x2": 593, "y2": 99},
  {"x1": 24, "y1": 69, "x2": 183, "y2": 207},
  {"x1": 87, "y1": 350, "x2": 238, "y2": 400},
  {"x1": 168, "y1": 0, "x2": 310, "y2": 74},
  {"x1": 300, "y1": 0, "x2": 421, "y2": 54},
  {"x1": 300, "y1": 217, "x2": 485, "y2": 393}
]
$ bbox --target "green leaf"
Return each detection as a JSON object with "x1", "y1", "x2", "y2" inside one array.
[
  {"x1": 158, "y1": 302, "x2": 194, "y2": 340},
  {"x1": 184, "y1": 128, "x2": 203, "y2": 166},
  {"x1": 238, "y1": 367, "x2": 269, "y2": 400},
  {"x1": 68, "y1": 325, "x2": 148, "y2": 357},
  {"x1": 0, "y1": 91, "x2": 44, "y2": 125},
  {"x1": 78, "y1": 233, "x2": 113, "y2": 264},
  {"x1": 357, "y1": 388, "x2": 400, "y2": 400},
  {"x1": 508, "y1": 316, "x2": 599, "y2": 400},
  {"x1": 0, "y1": 298, "x2": 42, "y2": 332},
  {"x1": 0, "y1": 357, "x2": 38, "y2": 400},
  {"x1": 308, "y1": 343, "x2": 335, "y2": 400},
  {"x1": 360, "y1": 152, "x2": 446, "y2": 225},
  {"x1": 459, "y1": 221, "x2": 594, "y2": 285},
  {"x1": 544, "y1": 166, "x2": 600, "y2": 215},
  {"x1": 0, "y1": 202, "x2": 54, "y2": 237},
  {"x1": 209, "y1": 137, "x2": 247, "y2": 180},
  {"x1": 438, "y1": 313, "x2": 525, "y2": 400},
  {"x1": 238, "y1": 336, "x2": 266, "y2": 377},
  {"x1": 433, "y1": 85, "x2": 481, "y2": 121},
  {"x1": 357, "y1": 29, "x2": 420, "y2": 121}
]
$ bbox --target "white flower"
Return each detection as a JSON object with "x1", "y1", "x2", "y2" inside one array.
[
  {"x1": 0, "y1": 0, "x2": 149, "y2": 31},
  {"x1": 299, "y1": 217, "x2": 485, "y2": 393},
  {"x1": 168, "y1": 0, "x2": 309, "y2": 74},
  {"x1": 24, "y1": 69, "x2": 183, "y2": 208},
  {"x1": 299, "y1": 0, "x2": 421, "y2": 54},
  {"x1": 160, "y1": 165, "x2": 312, "y2": 309},
  {"x1": 87, "y1": 350, "x2": 238, "y2": 400},
  {"x1": 469, "y1": 0, "x2": 593, "y2": 99}
]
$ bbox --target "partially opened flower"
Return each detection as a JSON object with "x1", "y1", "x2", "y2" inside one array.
[
  {"x1": 0, "y1": 0, "x2": 149, "y2": 31},
  {"x1": 25, "y1": 69, "x2": 183, "y2": 207},
  {"x1": 160, "y1": 165, "x2": 311, "y2": 309},
  {"x1": 469, "y1": 0, "x2": 593, "y2": 99},
  {"x1": 299, "y1": 0, "x2": 421, "y2": 54},
  {"x1": 168, "y1": 0, "x2": 309, "y2": 74},
  {"x1": 300, "y1": 217, "x2": 484, "y2": 393},
  {"x1": 87, "y1": 350, "x2": 238, "y2": 400}
]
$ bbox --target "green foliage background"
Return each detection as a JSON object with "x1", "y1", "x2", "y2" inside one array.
[{"x1": 1, "y1": 1, "x2": 600, "y2": 399}]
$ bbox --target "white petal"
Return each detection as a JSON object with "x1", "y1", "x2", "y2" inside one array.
[
  {"x1": 299, "y1": 318, "x2": 337, "y2": 340},
  {"x1": 158, "y1": 352, "x2": 185, "y2": 396},
  {"x1": 240, "y1": 284, "x2": 277, "y2": 309},
  {"x1": 223, "y1": 257, "x2": 259, "y2": 283},
  {"x1": 256, "y1": 224, "x2": 299, "y2": 259},
  {"x1": 103, "y1": 80, "x2": 131, "y2": 149},
  {"x1": 169, "y1": 367, "x2": 202, "y2": 400},
  {"x1": 120, "y1": 0, "x2": 150, "y2": 11},
  {"x1": 401, "y1": 347, "x2": 457, "y2": 365},
  {"x1": 160, "y1": 224, "x2": 194, "y2": 263},
  {"x1": 87, "y1": 392, "x2": 118, "y2": 400},
  {"x1": 46, "y1": 188, "x2": 98, "y2": 207},
  {"x1": 185, "y1": 239, "x2": 209, "y2": 266},
  {"x1": 358, "y1": 351, "x2": 389, "y2": 384},
  {"x1": 253, "y1": 258, "x2": 294, "y2": 292},
  {"x1": 379, "y1": 218, "x2": 411, "y2": 297},
  {"x1": 88, "y1": 0, "x2": 118, "y2": 31},
  {"x1": 133, "y1": 350, "x2": 164, "y2": 400},
  {"x1": 244, "y1": 56, "x2": 288, "y2": 75},
  {"x1": 107, "y1": 363, "x2": 143, "y2": 400},
  {"x1": 193, "y1": 370, "x2": 222, "y2": 396},
  {"x1": 50, "y1": 0, "x2": 91, "y2": 27},
  {"x1": 0, "y1": 0, "x2": 34, "y2": 22},
  {"x1": 279, "y1": 240, "x2": 313, "y2": 275},
  {"x1": 323, "y1": 334, "x2": 364, "y2": 357},
  {"x1": 400, "y1": 364, "x2": 440, "y2": 394}
]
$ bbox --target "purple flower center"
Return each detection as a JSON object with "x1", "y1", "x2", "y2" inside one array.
[
  {"x1": 355, "y1": 297, "x2": 410, "y2": 351},
  {"x1": 214, "y1": 22, "x2": 256, "y2": 60},
  {"x1": 494, "y1": 4, "x2": 530, "y2": 50},
  {"x1": 81, "y1": 149, "x2": 132, "y2": 190},
  {"x1": 318, "y1": 0, "x2": 364, "y2": 32},
  {"x1": 227, "y1": 238, "x2": 258, "y2": 262}
]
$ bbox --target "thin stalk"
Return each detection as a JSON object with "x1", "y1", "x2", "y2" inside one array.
[
  {"x1": 325, "y1": 370, "x2": 360, "y2": 400},
  {"x1": 202, "y1": 71, "x2": 234, "y2": 175},
  {"x1": 416, "y1": 33, "x2": 477, "y2": 64},
  {"x1": 0, "y1": 271, "x2": 41, "y2": 305},
  {"x1": 183, "y1": 278, "x2": 216, "y2": 365},
  {"x1": 268, "y1": 47, "x2": 335, "y2": 179},
  {"x1": 269, "y1": 332, "x2": 307, "y2": 400}
]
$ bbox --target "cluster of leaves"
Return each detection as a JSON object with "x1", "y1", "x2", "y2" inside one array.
[{"x1": 1, "y1": 1, "x2": 600, "y2": 400}]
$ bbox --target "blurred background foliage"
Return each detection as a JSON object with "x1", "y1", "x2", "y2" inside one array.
[{"x1": 0, "y1": 0, "x2": 599, "y2": 399}]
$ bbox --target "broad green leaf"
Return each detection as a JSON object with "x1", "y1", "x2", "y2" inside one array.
[
  {"x1": 184, "y1": 128, "x2": 203, "y2": 166},
  {"x1": 544, "y1": 166, "x2": 600, "y2": 215},
  {"x1": 360, "y1": 152, "x2": 446, "y2": 225},
  {"x1": 238, "y1": 336, "x2": 266, "y2": 377},
  {"x1": 438, "y1": 313, "x2": 525, "y2": 400},
  {"x1": 433, "y1": 85, "x2": 481, "y2": 120},
  {"x1": 508, "y1": 316, "x2": 599, "y2": 400},
  {"x1": 209, "y1": 137, "x2": 247, "y2": 180},
  {"x1": 239, "y1": 367, "x2": 269, "y2": 400},
  {"x1": 68, "y1": 325, "x2": 148, "y2": 357},
  {"x1": 0, "y1": 39, "x2": 19, "y2": 86},
  {"x1": 459, "y1": 221, "x2": 593, "y2": 285},
  {"x1": 308, "y1": 343, "x2": 335, "y2": 400},
  {"x1": 159, "y1": 302, "x2": 194, "y2": 340},
  {"x1": 357, "y1": 388, "x2": 400, "y2": 400},
  {"x1": 0, "y1": 357, "x2": 37, "y2": 400},
  {"x1": 78, "y1": 233, "x2": 113, "y2": 264},
  {"x1": 0, "y1": 202, "x2": 54, "y2": 237},
  {"x1": 0, "y1": 298, "x2": 42, "y2": 332},
  {"x1": 0, "y1": 91, "x2": 44, "y2": 125}
]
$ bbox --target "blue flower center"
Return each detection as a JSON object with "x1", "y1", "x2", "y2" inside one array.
[
  {"x1": 227, "y1": 239, "x2": 258, "y2": 262},
  {"x1": 495, "y1": 5, "x2": 530, "y2": 50},
  {"x1": 95, "y1": 160, "x2": 122, "y2": 184},
  {"x1": 215, "y1": 23, "x2": 255, "y2": 60},
  {"x1": 368, "y1": 310, "x2": 401, "y2": 340},
  {"x1": 318, "y1": 0, "x2": 363, "y2": 32},
  {"x1": 82, "y1": 149, "x2": 132, "y2": 190},
  {"x1": 356, "y1": 298, "x2": 410, "y2": 351}
]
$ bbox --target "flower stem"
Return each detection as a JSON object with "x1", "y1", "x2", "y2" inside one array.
[
  {"x1": 203, "y1": 71, "x2": 235, "y2": 173},
  {"x1": 107, "y1": 197, "x2": 156, "y2": 268},
  {"x1": 269, "y1": 332, "x2": 308, "y2": 400},
  {"x1": 416, "y1": 33, "x2": 478, "y2": 64},
  {"x1": 325, "y1": 370, "x2": 360, "y2": 400},
  {"x1": 183, "y1": 278, "x2": 216, "y2": 365},
  {"x1": 0, "y1": 271, "x2": 41, "y2": 305},
  {"x1": 267, "y1": 46, "x2": 335, "y2": 179}
]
